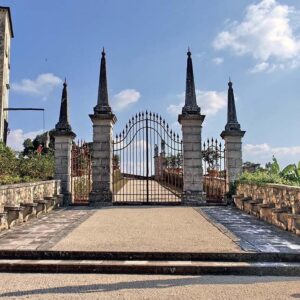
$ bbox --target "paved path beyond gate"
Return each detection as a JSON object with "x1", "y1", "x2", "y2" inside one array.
[{"x1": 113, "y1": 179, "x2": 181, "y2": 203}]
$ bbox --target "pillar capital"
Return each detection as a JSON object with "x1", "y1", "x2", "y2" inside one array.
[
  {"x1": 220, "y1": 129, "x2": 245, "y2": 140},
  {"x1": 178, "y1": 113, "x2": 205, "y2": 125},
  {"x1": 52, "y1": 130, "x2": 76, "y2": 140},
  {"x1": 89, "y1": 112, "x2": 117, "y2": 125}
]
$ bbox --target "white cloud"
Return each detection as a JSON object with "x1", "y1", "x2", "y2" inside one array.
[
  {"x1": 7, "y1": 129, "x2": 43, "y2": 151},
  {"x1": 167, "y1": 90, "x2": 226, "y2": 117},
  {"x1": 167, "y1": 102, "x2": 183, "y2": 116},
  {"x1": 213, "y1": 0, "x2": 300, "y2": 73},
  {"x1": 244, "y1": 143, "x2": 300, "y2": 166},
  {"x1": 212, "y1": 57, "x2": 224, "y2": 65},
  {"x1": 244, "y1": 143, "x2": 300, "y2": 156},
  {"x1": 249, "y1": 62, "x2": 270, "y2": 73},
  {"x1": 11, "y1": 73, "x2": 62, "y2": 100},
  {"x1": 244, "y1": 143, "x2": 272, "y2": 156},
  {"x1": 111, "y1": 89, "x2": 141, "y2": 111}
]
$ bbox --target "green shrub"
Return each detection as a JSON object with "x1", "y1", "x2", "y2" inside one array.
[
  {"x1": 0, "y1": 142, "x2": 18, "y2": 176},
  {"x1": 237, "y1": 156, "x2": 300, "y2": 187},
  {"x1": 18, "y1": 153, "x2": 54, "y2": 180},
  {"x1": 0, "y1": 142, "x2": 54, "y2": 185}
]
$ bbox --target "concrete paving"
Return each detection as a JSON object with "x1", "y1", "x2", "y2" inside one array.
[
  {"x1": 52, "y1": 207, "x2": 241, "y2": 252},
  {"x1": 0, "y1": 273, "x2": 299, "y2": 299},
  {"x1": 0, "y1": 205, "x2": 299, "y2": 253}
]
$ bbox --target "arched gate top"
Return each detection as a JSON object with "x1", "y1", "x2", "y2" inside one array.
[{"x1": 114, "y1": 111, "x2": 182, "y2": 145}]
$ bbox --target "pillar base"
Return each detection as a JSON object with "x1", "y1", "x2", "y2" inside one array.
[
  {"x1": 182, "y1": 190, "x2": 206, "y2": 206},
  {"x1": 62, "y1": 192, "x2": 72, "y2": 206},
  {"x1": 89, "y1": 190, "x2": 113, "y2": 207}
]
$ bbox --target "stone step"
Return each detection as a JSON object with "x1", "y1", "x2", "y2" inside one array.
[
  {"x1": 0, "y1": 259, "x2": 299, "y2": 276},
  {"x1": 0, "y1": 250, "x2": 299, "y2": 263}
]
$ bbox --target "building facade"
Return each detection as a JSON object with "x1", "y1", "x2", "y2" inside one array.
[{"x1": 0, "y1": 7, "x2": 13, "y2": 144}]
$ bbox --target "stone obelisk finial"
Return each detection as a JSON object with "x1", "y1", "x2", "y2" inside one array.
[
  {"x1": 182, "y1": 48, "x2": 200, "y2": 115},
  {"x1": 225, "y1": 80, "x2": 241, "y2": 132},
  {"x1": 94, "y1": 48, "x2": 112, "y2": 114},
  {"x1": 55, "y1": 79, "x2": 73, "y2": 133}
]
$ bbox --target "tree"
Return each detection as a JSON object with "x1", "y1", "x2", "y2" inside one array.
[
  {"x1": 22, "y1": 130, "x2": 55, "y2": 156},
  {"x1": 23, "y1": 138, "x2": 34, "y2": 156}
]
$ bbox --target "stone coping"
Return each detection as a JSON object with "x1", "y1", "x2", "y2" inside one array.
[
  {"x1": 238, "y1": 182, "x2": 300, "y2": 190},
  {"x1": 0, "y1": 180, "x2": 60, "y2": 190}
]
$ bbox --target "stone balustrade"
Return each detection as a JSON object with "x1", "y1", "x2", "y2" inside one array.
[
  {"x1": 0, "y1": 180, "x2": 63, "y2": 231},
  {"x1": 234, "y1": 183, "x2": 300, "y2": 236},
  {"x1": 203, "y1": 176, "x2": 226, "y2": 203}
]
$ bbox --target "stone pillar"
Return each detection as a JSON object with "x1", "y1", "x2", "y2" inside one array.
[
  {"x1": 221, "y1": 80, "x2": 245, "y2": 189},
  {"x1": 221, "y1": 131, "x2": 245, "y2": 186},
  {"x1": 89, "y1": 114, "x2": 116, "y2": 205},
  {"x1": 53, "y1": 80, "x2": 76, "y2": 206},
  {"x1": 179, "y1": 114, "x2": 206, "y2": 204},
  {"x1": 53, "y1": 132, "x2": 75, "y2": 205}
]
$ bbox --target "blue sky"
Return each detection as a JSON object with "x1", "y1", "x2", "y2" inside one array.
[{"x1": 3, "y1": 0, "x2": 300, "y2": 167}]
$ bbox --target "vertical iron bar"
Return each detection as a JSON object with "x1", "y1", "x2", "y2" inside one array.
[
  {"x1": 146, "y1": 115, "x2": 149, "y2": 203},
  {"x1": 112, "y1": 140, "x2": 115, "y2": 201},
  {"x1": 157, "y1": 116, "x2": 161, "y2": 202},
  {"x1": 122, "y1": 133, "x2": 125, "y2": 203},
  {"x1": 142, "y1": 115, "x2": 145, "y2": 202},
  {"x1": 139, "y1": 115, "x2": 142, "y2": 201}
]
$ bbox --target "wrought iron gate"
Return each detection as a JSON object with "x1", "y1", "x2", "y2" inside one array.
[
  {"x1": 202, "y1": 138, "x2": 226, "y2": 202},
  {"x1": 71, "y1": 141, "x2": 92, "y2": 205},
  {"x1": 113, "y1": 111, "x2": 183, "y2": 204}
]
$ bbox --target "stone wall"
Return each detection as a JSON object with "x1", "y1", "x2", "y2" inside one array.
[
  {"x1": 0, "y1": 180, "x2": 61, "y2": 212},
  {"x1": 235, "y1": 183, "x2": 300, "y2": 235}
]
